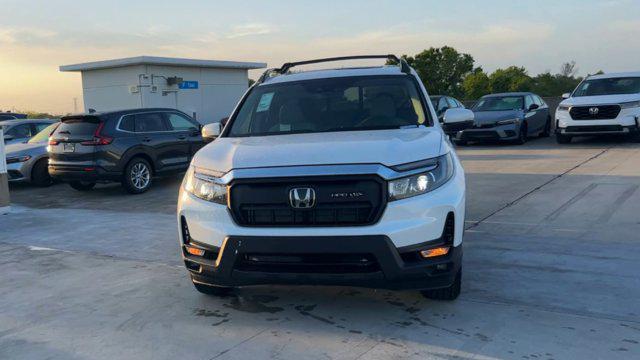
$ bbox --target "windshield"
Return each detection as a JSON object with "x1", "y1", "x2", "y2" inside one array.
[
  {"x1": 430, "y1": 96, "x2": 441, "y2": 108},
  {"x1": 227, "y1": 76, "x2": 429, "y2": 137},
  {"x1": 572, "y1": 77, "x2": 640, "y2": 97},
  {"x1": 28, "y1": 123, "x2": 58, "y2": 143},
  {"x1": 473, "y1": 96, "x2": 524, "y2": 111}
]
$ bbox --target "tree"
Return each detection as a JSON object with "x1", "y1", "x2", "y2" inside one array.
[
  {"x1": 462, "y1": 69, "x2": 491, "y2": 100},
  {"x1": 489, "y1": 66, "x2": 533, "y2": 93},
  {"x1": 560, "y1": 61, "x2": 578, "y2": 77},
  {"x1": 396, "y1": 46, "x2": 475, "y2": 98}
]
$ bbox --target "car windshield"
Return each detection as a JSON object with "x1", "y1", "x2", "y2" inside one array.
[
  {"x1": 572, "y1": 77, "x2": 640, "y2": 97},
  {"x1": 227, "y1": 75, "x2": 429, "y2": 137},
  {"x1": 472, "y1": 96, "x2": 524, "y2": 111},
  {"x1": 430, "y1": 96, "x2": 441, "y2": 108},
  {"x1": 28, "y1": 123, "x2": 58, "y2": 143}
]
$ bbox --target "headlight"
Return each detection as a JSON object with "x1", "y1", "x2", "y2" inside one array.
[
  {"x1": 388, "y1": 153, "x2": 454, "y2": 201},
  {"x1": 183, "y1": 166, "x2": 227, "y2": 205},
  {"x1": 496, "y1": 118, "x2": 519, "y2": 125},
  {"x1": 557, "y1": 104, "x2": 571, "y2": 112},
  {"x1": 6, "y1": 155, "x2": 31, "y2": 164},
  {"x1": 620, "y1": 101, "x2": 640, "y2": 109}
]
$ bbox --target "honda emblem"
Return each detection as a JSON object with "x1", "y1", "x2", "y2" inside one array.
[{"x1": 289, "y1": 188, "x2": 316, "y2": 209}]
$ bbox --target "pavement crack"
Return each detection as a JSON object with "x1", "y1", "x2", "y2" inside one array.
[{"x1": 465, "y1": 146, "x2": 613, "y2": 230}]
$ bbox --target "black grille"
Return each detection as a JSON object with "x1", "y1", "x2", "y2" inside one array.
[
  {"x1": 229, "y1": 176, "x2": 386, "y2": 227},
  {"x1": 570, "y1": 105, "x2": 621, "y2": 120},
  {"x1": 565, "y1": 125, "x2": 624, "y2": 133},
  {"x1": 236, "y1": 253, "x2": 380, "y2": 273}
]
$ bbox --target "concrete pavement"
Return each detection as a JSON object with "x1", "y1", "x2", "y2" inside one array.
[{"x1": 1, "y1": 136, "x2": 639, "y2": 359}]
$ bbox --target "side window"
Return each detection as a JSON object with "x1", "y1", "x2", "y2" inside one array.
[
  {"x1": 446, "y1": 97, "x2": 458, "y2": 108},
  {"x1": 166, "y1": 113, "x2": 198, "y2": 131},
  {"x1": 535, "y1": 96, "x2": 545, "y2": 106},
  {"x1": 438, "y1": 97, "x2": 449, "y2": 112},
  {"x1": 135, "y1": 113, "x2": 167, "y2": 132},
  {"x1": 524, "y1": 95, "x2": 535, "y2": 110},
  {"x1": 119, "y1": 115, "x2": 135, "y2": 132},
  {"x1": 6, "y1": 124, "x2": 32, "y2": 137}
]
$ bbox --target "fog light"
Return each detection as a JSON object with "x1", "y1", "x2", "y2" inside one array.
[
  {"x1": 185, "y1": 245, "x2": 205, "y2": 257},
  {"x1": 419, "y1": 247, "x2": 450, "y2": 258}
]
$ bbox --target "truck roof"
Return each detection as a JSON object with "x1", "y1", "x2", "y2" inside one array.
[{"x1": 260, "y1": 66, "x2": 410, "y2": 86}]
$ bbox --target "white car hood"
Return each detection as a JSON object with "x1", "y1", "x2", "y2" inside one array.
[
  {"x1": 561, "y1": 93, "x2": 640, "y2": 106},
  {"x1": 193, "y1": 127, "x2": 444, "y2": 173}
]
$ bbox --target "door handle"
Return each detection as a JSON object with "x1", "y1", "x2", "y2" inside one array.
[
  {"x1": 142, "y1": 137, "x2": 152, "y2": 143},
  {"x1": 177, "y1": 135, "x2": 187, "y2": 140}
]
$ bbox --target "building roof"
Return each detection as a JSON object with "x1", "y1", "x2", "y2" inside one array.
[
  {"x1": 587, "y1": 71, "x2": 640, "y2": 80},
  {"x1": 60, "y1": 56, "x2": 267, "y2": 72},
  {"x1": 260, "y1": 66, "x2": 408, "y2": 85}
]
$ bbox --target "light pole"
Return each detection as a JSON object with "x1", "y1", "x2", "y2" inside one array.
[{"x1": 0, "y1": 127, "x2": 10, "y2": 214}]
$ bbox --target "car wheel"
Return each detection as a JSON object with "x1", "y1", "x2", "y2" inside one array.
[
  {"x1": 122, "y1": 158, "x2": 153, "y2": 194},
  {"x1": 421, "y1": 269, "x2": 461, "y2": 301},
  {"x1": 69, "y1": 181, "x2": 96, "y2": 191},
  {"x1": 514, "y1": 123, "x2": 527, "y2": 145},
  {"x1": 31, "y1": 158, "x2": 53, "y2": 187},
  {"x1": 540, "y1": 117, "x2": 551, "y2": 137},
  {"x1": 556, "y1": 133, "x2": 572, "y2": 144},
  {"x1": 192, "y1": 281, "x2": 233, "y2": 296}
]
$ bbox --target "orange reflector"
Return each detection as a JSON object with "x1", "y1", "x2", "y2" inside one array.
[
  {"x1": 420, "y1": 247, "x2": 450, "y2": 258},
  {"x1": 185, "y1": 246, "x2": 205, "y2": 256}
]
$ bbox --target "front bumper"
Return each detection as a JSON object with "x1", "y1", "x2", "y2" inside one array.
[
  {"x1": 452, "y1": 123, "x2": 520, "y2": 142},
  {"x1": 6, "y1": 161, "x2": 30, "y2": 182},
  {"x1": 185, "y1": 235, "x2": 462, "y2": 290},
  {"x1": 555, "y1": 110, "x2": 640, "y2": 136}
]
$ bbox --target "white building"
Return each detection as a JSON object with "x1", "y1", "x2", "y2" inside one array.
[{"x1": 60, "y1": 56, "x2": 266, "y2": 124}]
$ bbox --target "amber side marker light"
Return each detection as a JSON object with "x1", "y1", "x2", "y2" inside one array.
[
  {"x1": 420, "y1": 247, "x2": 450, "y2": 258},
  {"x1": 185, "y1": 246, "x2": 205, "y2": 257}
]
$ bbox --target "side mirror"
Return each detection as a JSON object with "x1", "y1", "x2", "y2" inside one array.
[
  {"x1": 562, "y1": 93, "x2": 571, "y2": 99},
  {"x1": 443, "y1": 108, "x2": 474, "y2": 124},
  {"x1": 528, "y1": 103, "x2": 540, "y2": 111},
  {"x1": 201, "y1": 122, "x2": 222, "y2": 142},
  {"x1": 220, "y1": 117, "x2": 229, "y2": 127}
]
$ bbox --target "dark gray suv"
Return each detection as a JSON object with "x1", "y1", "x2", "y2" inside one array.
[{"x1": 48, "y1": 108, "x2": 204, "y2": 193}]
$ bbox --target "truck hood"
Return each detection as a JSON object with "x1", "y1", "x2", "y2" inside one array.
[
  {"x1": 5, "y1": 141, "x2": 46, "y2": 157},
  {"x1": 193, "y1": 128, "x2": 444, "y2": 173},
  {"x1": 561, "y1": 93, "x2": 640, "y2": 106},
  {"x1": 472, "y1": 110, "x2": 524, "y2": 125}
]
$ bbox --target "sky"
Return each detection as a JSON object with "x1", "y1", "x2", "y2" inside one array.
[{"x1": 1, "y1": 0, "x2": 639, "y2": 114}]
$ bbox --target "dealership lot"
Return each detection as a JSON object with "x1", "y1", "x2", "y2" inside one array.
[{"x1": 1, "y1": 137, "x2": 639, "y2": 359}]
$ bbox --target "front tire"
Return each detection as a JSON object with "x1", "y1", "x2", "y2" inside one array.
[
  {"x1": 514, "y1": 123, "x2": 527, "y2": 145},
  {"x1": 69, "y1": 181, "x2": 96, "y2": 191},
  {"x1": 122, "y1": 158, "x2": 153, "y2": 194},
  {"x1": 556, "y1": 133, "x2": 572, "y2": 144},
  {"x1": 421, "y1": 269, "x2": 461, "y2": 301},
  {"x1": 192, "y1": 281, "x2": 233, "y2": 296},
  {"x1": 540, "y1": 117, "x2": 551, "y2": 137},
  {"x1": 31, "y1": 158, "x2": 53, "y2": 187}
]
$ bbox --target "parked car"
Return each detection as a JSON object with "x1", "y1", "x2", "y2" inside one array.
[
  {"x1": 178, "y1": 55, "x2": 473, "y2": 300},
  {"x1": 48, "y1": 108, "x2": 204, "y2": 193},
  {"x1": 555, "y1": 72, "x2": 640, "y2": 143},
  {"x1": 451, "y1": 92, "x2": 551, "y2": 145},
  {"x1": 429, "y1": 95, "x2": 472, "y2": 137},
  {"x1": 5, "y1": 122, "x2": 59, "y2": 186},
  {"x1": 1, "y1": 119, "x2": 57, "y2": 145},
  {"x1": 0, "y1": 112, "x2": 27, "y2": 120}
]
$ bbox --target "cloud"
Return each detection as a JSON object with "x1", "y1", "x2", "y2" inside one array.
[
  {"x1": 0, "y1": 27, "x2": 56, "y2": 45},
  {"x1": 226, "y1": 23, "x2": 276, "y2": 39}
]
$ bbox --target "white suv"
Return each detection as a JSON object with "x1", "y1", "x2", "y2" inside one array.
[
  {"x1": 556, "y1": 72, "x2": 640, "y2": 143},
  {"x1": 177, "y1": 55, "x2": 473, "y2": 300}
]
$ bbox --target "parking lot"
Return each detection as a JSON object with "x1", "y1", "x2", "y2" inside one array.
[{"x1": 1, "y1": 136, "x2": 639, "y2": 359}]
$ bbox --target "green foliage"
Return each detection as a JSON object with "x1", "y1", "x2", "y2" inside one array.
[
  {"x1": 489, "y1": 66, "x2": 532, "y2": 93},
  {"x1": 399, "y1": 46, "x2": 475, "y2": 98},
  {"x1": 462, "y1": 69, "x2": 491, "y2": 100}
]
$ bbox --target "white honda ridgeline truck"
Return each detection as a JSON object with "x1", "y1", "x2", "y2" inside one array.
[
  {"x1": 556, "y1": 72, "x2": 640, "y2": 143},
  {"x1": 177, "y1": 55, "x2": 474, "y2": 300}
]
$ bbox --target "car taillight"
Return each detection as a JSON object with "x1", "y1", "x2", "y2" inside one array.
[
  {"x1": 49, "y1": 140, "x2": 59, "y2": 145},
  {"x1": 80, "y1": 122, "x2": 113, "y2": 146}
]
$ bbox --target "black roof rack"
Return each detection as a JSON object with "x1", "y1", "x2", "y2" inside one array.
[{"x1": 257, "y1": 55, "x2": 411, "y2": 84}]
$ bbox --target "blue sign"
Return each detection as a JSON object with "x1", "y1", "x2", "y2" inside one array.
[{"x1": 179, "y1": 81, "x2": 199, "y2": 89}]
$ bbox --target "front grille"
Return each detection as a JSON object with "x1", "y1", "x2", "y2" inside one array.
[
  {"x1": 235, "y1": 253, "x2": 380, "y2": 273},
  {"x1": 474, "y1": 123, "x2": 497, "y2": 129},
  {"x1": 570, "y1": 105, "x2": 621, "y2": 120},
  {"x1": 565, "y1": 125, "x2": 624, "y2": 133},
  {"x1": 229, "y1": 175, "x2": 386, "y2": 227}
]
